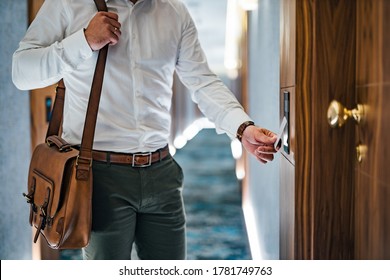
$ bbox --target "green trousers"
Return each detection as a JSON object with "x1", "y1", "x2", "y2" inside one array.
[{"x1": 82, "y1": 154, "x2": 186, "y2": 260}]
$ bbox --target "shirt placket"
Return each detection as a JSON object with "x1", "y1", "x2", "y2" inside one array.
[{"x1": 127, "y1": 3, "x2": 140, "y2": 129}]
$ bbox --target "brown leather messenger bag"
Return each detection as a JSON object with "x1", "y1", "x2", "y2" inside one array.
[{"x1": 23, "y1": 0, "x2": 108, "y2": 249}]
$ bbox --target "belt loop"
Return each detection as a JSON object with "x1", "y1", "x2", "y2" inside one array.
[
  {"x1": 159, "y1": 149, "x2": 162, "y2": 162},
  {"x1": 106, "y1": 151, "x2": 111, "y2": 166}
]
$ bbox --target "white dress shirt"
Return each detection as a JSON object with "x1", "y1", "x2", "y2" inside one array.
[{"x1": 12, "y1": 0, "x2": 252, "y2": 153}]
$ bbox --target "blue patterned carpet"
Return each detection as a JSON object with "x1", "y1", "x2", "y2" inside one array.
[
  {"x1": 175, "y1": 129, "x2": 251, "y2": 260},
  {"x1": 60, "y1": 129, "x2": 251, "y2": 260}
]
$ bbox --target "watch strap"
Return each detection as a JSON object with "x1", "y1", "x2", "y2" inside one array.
[{"x1": 236, "y1": 121, "x2": 255, "y2": 142}]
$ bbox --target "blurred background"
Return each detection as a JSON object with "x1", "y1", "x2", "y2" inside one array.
[
  {"x1": 5, "y1": 0, "x2": 386, "y2": 261},
  {"x1": 0, "y1": 0, "x2": 280, "y2": 260}
]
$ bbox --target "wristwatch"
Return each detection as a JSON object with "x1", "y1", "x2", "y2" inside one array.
[{"x1": 236, "y1": 121, "x2": 255, "y2": 142}]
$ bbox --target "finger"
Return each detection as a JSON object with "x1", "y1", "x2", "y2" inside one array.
[
  {"x1": 256, "y1": 152, "x2": 274, "y2": 162},
  {"x1": 256, "y1": 145, "x2": 277, "y2": 154},
  {"x1": 112, "y1": 26, "x2": 122, "y2": 36},
  {"x1": 108, "y1": 35, "x2": 120, "y2": 46},
  {"x1": 99, "y1": 12, "x2": 121, "y2": 30},
  {"x1": 100, "y1": 11, "x2": 119, "y2": 21},
  {"x1": 106, "y1": 27, "x2": 120, "y2": 45},
  {"x1": 275, "y1": 140, "x2": 282, "y2": 150},
  {"x1": 109, "y1": 19, "x2": 121, "y2": 30},
  {"x1": 254, "y1": 129, "x2": 277, "y2": 145},
  {"x1": 104, "y1": 23, "x2": 121, "y2": 44},
  {"x1": 263, "y1": 128, "x2": 277, "y2": 138}
]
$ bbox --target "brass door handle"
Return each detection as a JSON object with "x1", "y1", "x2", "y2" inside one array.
[
  {"x1": 356, "y1": 144, "x2": 367, "y2": 163},
  {"x1": 327, "y1": 100, "x2": 364, "y2": 128}
]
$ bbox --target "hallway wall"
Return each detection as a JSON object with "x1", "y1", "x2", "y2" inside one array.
[
  {"x1": 245, "y1": 0, "x2": 280, "y2": 259},
  {"x1": 0, "y1": 0, "x2": 32, "y2": 259}
]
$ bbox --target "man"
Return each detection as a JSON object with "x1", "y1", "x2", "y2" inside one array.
[{"x1": 12, "y1": 0, "x2": 277, "y2": 260}]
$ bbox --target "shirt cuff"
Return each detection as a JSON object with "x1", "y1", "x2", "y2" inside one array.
[
  {"x1": 216, "y1": 108, "x2": 253, "y2": 139},
  {"x1": 61, "y1": 29, "x2": 93, "y2": 68}
]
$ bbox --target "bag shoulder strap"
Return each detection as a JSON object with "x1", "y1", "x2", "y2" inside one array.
[
  {"x1": 94, "y1": 0, "x2": 108, "y2": 11},
  {"x1": 46, "y1": 80, "x2": 65, "y2": 138},
  {"x1": 46, "y1": 0, "x2": 108, "y2": 180}
]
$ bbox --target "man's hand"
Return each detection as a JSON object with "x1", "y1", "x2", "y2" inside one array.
[
  {"x1": 241, "y1": 125, "x2": 278, "y2": 164},
  {"x1": 84, "y1": 12, "x2": 122, "y2": 51}
]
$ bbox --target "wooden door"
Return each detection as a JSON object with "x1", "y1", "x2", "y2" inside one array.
[
  {"x1": 280, "y1": 0, "x2": 390, "y2": 260},
  {"x1": 295, "y1": 0, "x2": 356, "y2": 259},
  {"x1": 355, "y1": 0, "x2": 390, "y2": 259},
  {"x1": 280, "y1": 0, "x2": 357, "y2": 259}
]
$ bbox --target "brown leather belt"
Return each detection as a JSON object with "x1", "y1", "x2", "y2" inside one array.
[{"x1": 92, "y1": 145, "x2": 170, "y2": 167}]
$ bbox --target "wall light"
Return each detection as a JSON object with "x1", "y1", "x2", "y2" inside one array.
[
  {"x1": 230, "y1": 138, "x2": 243, "y2": 159},
  {"x1": 225, "y1": 0, "x2": 258, "y2": 78},
  {"x1": 243, "y1": 203, "x2": 264, "y2": 260},
  {"x1": 238, "y1": 0, "x2": 259, "y2": 11},
  {"x1": 224, "y1": 0, "x2": 242, "y2": 79}
]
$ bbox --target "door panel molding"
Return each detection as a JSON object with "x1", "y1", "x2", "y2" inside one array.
[
  {"x1": 355, "y1": 0, "x2": 390, "y2": 259},
  {"x1": 295, "y1": 0, "x2": 356, "y2": 259}
]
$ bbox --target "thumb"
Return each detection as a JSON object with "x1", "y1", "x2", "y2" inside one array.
[{"x1": 254, "y1": 128, "x2": 277, "y2": 145}]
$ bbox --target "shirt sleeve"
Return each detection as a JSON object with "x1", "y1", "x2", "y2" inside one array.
[
  {"x1": 174, "y1": 3, "x2": 252, "y2": 139},
  {"x1": 12, "y1": 0, "x2": 93, "y2": 90}
]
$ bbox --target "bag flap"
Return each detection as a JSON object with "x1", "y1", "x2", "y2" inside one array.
[{"x1": 28, "y1": 142, "x2": 79, "y2": 218}]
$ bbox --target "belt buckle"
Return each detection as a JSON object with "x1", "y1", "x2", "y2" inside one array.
[{"x1": 132, "y1": 152, "x2": 152, "y2": 167}]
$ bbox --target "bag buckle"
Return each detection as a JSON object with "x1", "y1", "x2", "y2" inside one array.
[
  {"x1": 132, "y1": 152, "x2": 152, "y2": 167},
  {"x1": 76, "y1": 155, "x2": 93, "y2": 167},
  {"x1": 33, "y1": 188, "x2": 50, "y2": 243}
]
